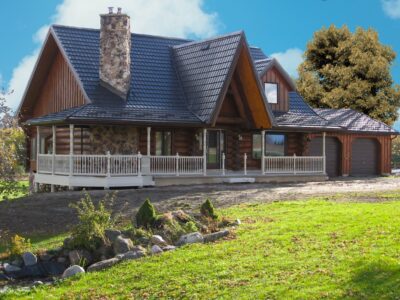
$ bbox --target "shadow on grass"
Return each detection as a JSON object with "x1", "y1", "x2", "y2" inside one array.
[{"x1": 348, "y1": 260, "x2": 400, "y2": 298}]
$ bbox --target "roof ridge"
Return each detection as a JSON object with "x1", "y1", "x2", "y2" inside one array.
[
  {"x1": 172, "y1": 31, "x2": 244, "y2": 49},
  {"x1": 51, "y1": 24, "x2": 192, "y2": 42}
]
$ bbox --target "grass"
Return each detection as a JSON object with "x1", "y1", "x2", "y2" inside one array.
[
  {"x1": 3, "y1": 197, "x2": 400, "y2": 299},
  {"x1": 0, "y1": 180, "x2": 29, "y2": 201}
]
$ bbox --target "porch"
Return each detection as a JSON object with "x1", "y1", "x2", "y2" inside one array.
[{"x1": 33, "y1": 125, "x2": 328, "y2": 190}]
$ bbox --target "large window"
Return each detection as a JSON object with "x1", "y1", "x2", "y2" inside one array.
[
  {"x1": 265, "y1": 134, "x2": 285, "y2": 156},
  {"x1": 252, "y1": 133, "x2": 286, "y2": 158},
  {"x1": 265, "y1": 83, "x2": 278, "y2": 104},
  {"x1": 155, "y1": 131, "x2": 172, "y2": 156}
]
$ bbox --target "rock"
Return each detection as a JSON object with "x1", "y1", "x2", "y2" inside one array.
[
  {"x1": 176, "y1": 232, "x2": 204, "y2": 246},
  {"x1": 39, "y1": 253, "x2": 53, "y2": 262},
  {"x1": 57, "y1": 257, "x2": 67, "y2": 264},
  {"x1": 235, "y1": 219, "x2": 241, "y2": 226},
  {"x1": 162, "y1": 245, "x2": 176, "y2": 251},
  {"x1": 105, "y1": 229, "x2": 121, "y2": 243},
  {"x1": 171, "y1": 210, "x2": 192, "y2": 222},
  {"x1": 94, "y1": 245, "x2": 113, "y2": 261},
  {"x1": 203, "y1": 230, "x2": 230, "y2": 243},
  {"x1": 33, "y1": 280, "x2": 43, "y2": 286},
  {"x1": 68, "y1": 250, "x2": 92, "y2": 266},
  {"x1": 151, "y1": 245, "x2": 163, "y2": 254},
  {"x1": 62, "y1": 265, "x2": 85, "y2": 279},
  {"x1": 40, "y1": 261, "x2": 67, "y2": 276},
  {"x1": 87, "y1": 258, "x2": 119, "y2": 272},
  {"x1": 113, "y1": 236, "x2": 134, "y2": 255},
  {"x1": 151, "y1": 235, "x2": 167, "y2": 246},
  {"x1": 0, "y1": 273, "x2": 10, "y2": 281},
  {"x1": 116, "y1": 246, "x2": 146, "y2": 261},
  {"x1": 11, "y1": 257, "x2": 23, "y2": 268},
  {"x1": 22, "y1": 252, "x2": 38, "y2": 266},
  {"x1": 4, "y1": 263, "x2": 21, "y2": 273}
]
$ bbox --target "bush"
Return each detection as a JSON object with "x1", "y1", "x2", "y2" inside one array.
[
  {"x1": 69, "y1": 192, "x2": 115, "y2": 251},
  {"x1": 200, "y1": 199, "x2": 218, "y2": 220},
  {"x1": 136, "y1": 198, "x2": 157, "y2": 228},
  {"x1": 7, "y1": 234, "x2": 31, "y2": 258}
]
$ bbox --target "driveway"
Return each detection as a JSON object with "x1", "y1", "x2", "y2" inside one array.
[{"x1": 1, "y1": 176, "x2": 399, "y2": 237}]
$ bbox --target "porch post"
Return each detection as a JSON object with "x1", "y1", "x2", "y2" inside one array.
[
  {"x1": 69, "y1": 124, "x2": 74, "y2": 190},
  {"x1": 322, "y1": 132, "x2": 326, "y2": 175},
  {"x1": 203, "y1": 128, "x2": 207, "y2": 176},
  {"x1": 35, "y1": 126, "x2": 40, "y2": 192},
  {"x1": 147, "y1": 127, "x2": 151, "y2": 156},
  {"x1": 261, "y1": 130, "x2": 265, "y2": 174},
  {"x1": 51, "y1": 125, "x2": 56, "y2": 193}
]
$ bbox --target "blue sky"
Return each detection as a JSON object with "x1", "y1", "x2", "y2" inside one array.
[{"x1": 1, "y1": 0, "x2": 400, "y2": 127}]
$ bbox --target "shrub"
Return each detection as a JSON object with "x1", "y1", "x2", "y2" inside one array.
[
  {"x1": 7, "y1": 234, "x2": 31, "y2": 258},
  {"x1": 136, "y1": 198, "x2": 157, "y2": 228},
  {"x1": 200, "y1": 199, "x2": 218, "y2": 220},
  {"x1": 69, "y1": 191, "x2": 115, "y2": 251}
]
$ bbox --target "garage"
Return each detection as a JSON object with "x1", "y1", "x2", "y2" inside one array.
[
  {"x1": 350, "y1": 138, "x2": 379, "y2": 176},
  {"x1": 309, "y1": 137, "x2": 341, "y2": 177}
]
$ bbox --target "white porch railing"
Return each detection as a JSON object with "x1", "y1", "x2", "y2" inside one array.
[
  {"x1": 264, "y1": 155, "x2": 324, "y2": 174},
  {"x1": 149, "y1": 155, "x2": 203, "y2": 175}
]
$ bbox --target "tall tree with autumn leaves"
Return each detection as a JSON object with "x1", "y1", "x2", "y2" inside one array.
[{"x1": 297, "y1": 25, "x2": 400, "y2": 125}]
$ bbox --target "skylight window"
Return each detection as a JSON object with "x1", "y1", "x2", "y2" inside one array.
[{"x1": 265, "y1": 83, "x2": 278, "y2": 104}]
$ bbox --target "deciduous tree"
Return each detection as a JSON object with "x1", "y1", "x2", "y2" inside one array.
[{"x1": 297, "y1": 25, "x2": 400, "y2": 125}]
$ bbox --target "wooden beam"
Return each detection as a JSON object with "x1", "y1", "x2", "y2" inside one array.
[{"x1": 230, "y1": 78, "x2": 247, "y2": 120}]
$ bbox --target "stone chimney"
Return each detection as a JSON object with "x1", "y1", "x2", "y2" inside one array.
[{"x1": 99, "y1": 7, "x2": 131, "y2": 99}]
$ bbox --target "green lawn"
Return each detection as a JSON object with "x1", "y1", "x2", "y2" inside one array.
[
  {"x1": 0, "y1": 180, "x2": 29, "y2": 201},
  {"x1": 4, "y1": 197, "x2": 400, "y2": 299}
]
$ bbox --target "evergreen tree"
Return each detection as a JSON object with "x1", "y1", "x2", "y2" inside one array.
[{"x1": 297, "y1": 25, "x2": 400, "y2": 125}]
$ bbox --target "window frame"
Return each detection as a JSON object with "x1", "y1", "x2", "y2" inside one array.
[{"x1": 264, "y1": 82, "x2": 278, "y2": 104}]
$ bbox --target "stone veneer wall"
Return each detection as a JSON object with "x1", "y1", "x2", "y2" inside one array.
[{"x1": 89, "y1": 126, "x2": 138, "y2": 155}]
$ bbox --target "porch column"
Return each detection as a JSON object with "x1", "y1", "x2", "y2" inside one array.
[
  {"x1": 51, "y1": 125, "x2": 56, "y2": 192},
  {"x1": 203, "y1": 128, "x2": 207, "y2": 176},
  {"x1": 147, "y1": 127, "x2": 151, "y2": 156},
  {"x1": 35, "y1": 126, "x2": 40, "y2": 192},
  {"x1": 322, "y1": 132, "x2": 326, "y2": 175},
  {"x1": 69, "y1": 124, "x2": 74, "y2": 190},
  {"x1": 261, "y1": 130, "x2": 265, "y2": 174}
]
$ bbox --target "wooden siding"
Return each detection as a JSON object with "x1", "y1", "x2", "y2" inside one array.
[
  {"x1": 262, "y1": 66, "x2": 293, "y2": 112},
  {"x1": 32, "y1": 51, "x2": 86, "y2": 118}
]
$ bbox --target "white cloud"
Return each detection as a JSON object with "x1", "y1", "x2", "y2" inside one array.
[
  {"x1": 382, "y1": 0, "x2": 400, "y2": 19},
  {"x1": 7, "y1": 0, "x2": 219, "y2": 111},
  {"x1": 270, "y1": 48, "x2": 303, "y2": 78}
]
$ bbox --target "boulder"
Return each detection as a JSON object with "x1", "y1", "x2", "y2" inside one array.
[
  {"x1": 68, "y1": 250, "x2": 92, "y2": 266},
  {"x1": 62, "y1": 265, "x2": 85, "y2": 279},
  {"x1": 162, "y1": 245, "x2": 176, "y2": 252},
  {"x1": 11, "y1": 257, "x2": 23, "y2": 268},
  {"x1": 113, "y1": 236, "x2": 134, "y2": 255},
  {"x1": 116, "y1": 246, "x2": 146, "y2": 261},
  {"x1": 22, "y1": 252, "x2": 37, "y2": 266},
  {"x1": 57, "y1": 257, "x2": 67, "y2": 264},
  {"x1": 151, "y1": 235, "x2": 167, "y2": 246},
  {"x1": 39, "y1": 253, "x2": 53, "y2": 262},
  {"x1": 105, "y1": 229, "x2": 121, "y2": 243},
  {"x1": 151, "y1": 245, "x2": 163, "y2": 254},
  {"x1": 3, "y1": 263, "x2": 21, "y2": 273},
  {"x1": 203, "y1": 230, "x2": 230, "y2": 243},
  {"x1": 94, "y1": 245, "x2": 113, "y2": 261},
  {"x1": 176, "y1": 232, "x2": 204, "y2": 246},
  {"x1": 87, "y1": 258, "x2": 119, "y2": 272},
  {"x1": 235, "y1": 219, "x2": 241, "y2": 226}
]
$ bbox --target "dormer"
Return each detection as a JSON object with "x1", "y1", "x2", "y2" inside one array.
[{"x1": 258, "y1": 58, "x2": 296, "y2": 112}]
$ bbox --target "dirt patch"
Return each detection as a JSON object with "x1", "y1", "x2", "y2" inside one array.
[{"x1": 1, "y1": 177, "x2": 400, "y2": 237}]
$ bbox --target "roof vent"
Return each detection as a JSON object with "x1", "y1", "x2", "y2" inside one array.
[{"x1": 201, "y1": 43, "x2": 211, "y2": 51}]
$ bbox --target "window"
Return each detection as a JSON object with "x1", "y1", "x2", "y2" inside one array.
[
  {"x1": 265, "y1": 83, "x2": 278, "y2": 104},
  {"x1": 155, "y1": 131, "x2": 172, "y2": 156},
  {"x1": 265, "y1": 134, "x2": 285, "y2": 156},
  {"x1": 252, "y1": 134, "x2": 262, "y2": 159},
  {"x1": 252, "y1": 133, "x2": 286, "y2": 158}
]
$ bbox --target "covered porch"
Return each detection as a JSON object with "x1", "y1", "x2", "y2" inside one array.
[{"x1": 33, "y1": 124, "x2": 328, "y2": 190}]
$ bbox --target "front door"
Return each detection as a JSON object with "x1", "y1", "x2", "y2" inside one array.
[{"x1": 207, "y1": 130, "x2": 225, "y2": 169}]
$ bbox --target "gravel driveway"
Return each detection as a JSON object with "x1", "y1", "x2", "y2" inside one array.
[{"x1": 1, "y1": 176, "x2": 400, "y2": 237}]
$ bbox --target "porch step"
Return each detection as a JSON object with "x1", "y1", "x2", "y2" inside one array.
[{"x1": 222, "y1": 177, "x2": 255, "y2": 184}]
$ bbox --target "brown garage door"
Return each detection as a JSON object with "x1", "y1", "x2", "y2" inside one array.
[
  {"x1": 309, "y1": 137, "x2": 341, "y2": 177},
  {"x1": 350, "y1": 138, "x2": 379, "y2": 176}
]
